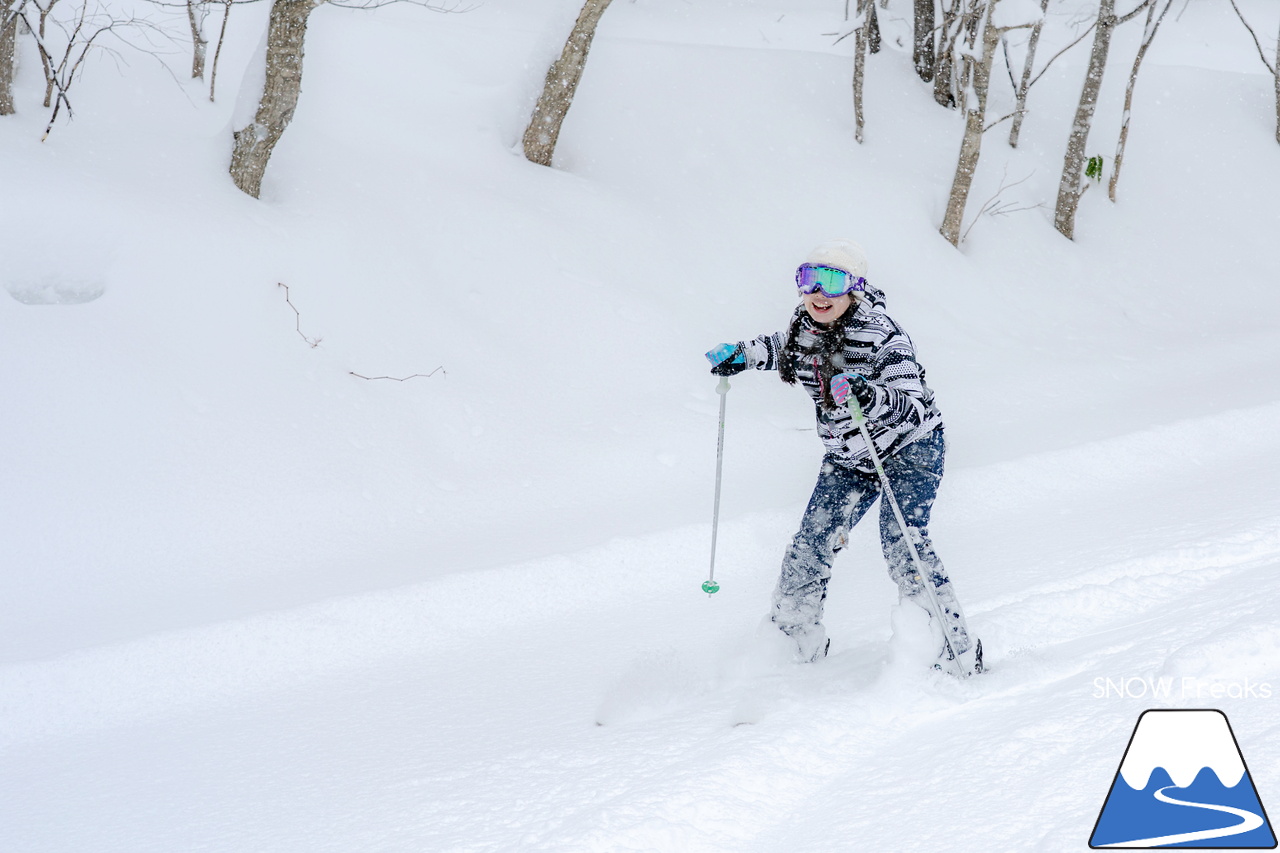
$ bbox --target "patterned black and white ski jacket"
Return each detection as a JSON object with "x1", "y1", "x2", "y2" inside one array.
[{"x1": 741, "y1": 283, "x2": 944, "y2": 474}]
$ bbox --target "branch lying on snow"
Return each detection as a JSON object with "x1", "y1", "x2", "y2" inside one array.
[
  {"x1": 278, "y1": 282, "x2": 322, "y2": 348},
  {"x1": 349, "y1": 368, "x2": 445, "y2": 382},
  {"x1": 277, "y1": 283, "x2": 445, "y2": 382}
]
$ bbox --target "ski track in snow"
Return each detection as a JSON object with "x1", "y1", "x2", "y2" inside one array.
[{"x1": 3, "y1": 402, "x2": 1280, "y2": 852}]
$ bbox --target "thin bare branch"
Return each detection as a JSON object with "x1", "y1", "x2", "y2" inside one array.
[
  {"x1": 1227, "y1": 0, "x2": 1275, "y2": 75},
  {"x1": 23, "y1": 2, "x2": 147, "y2": 139},
  {"x1": 1028, "y1": 20, "x2": 1097, "y2": 90},
  {"x1": 1117, "y1": 0, "x2": 1153, "y2": 26},
  {"x1": 278, "y1": 282, "x2": 322, "y2": 348},
  {"x1": 983, "y1": 110, "x2": 1018, "y2": 133},
  {"x1": 961, "y1": 168, "x2": 1037, "y2": 242},
  {"x1": 278, "y1": 286, "x2": 445, "y2": 381},
  {"x1": 349, "y1": 368, "x2": 446, "y2": 382}
]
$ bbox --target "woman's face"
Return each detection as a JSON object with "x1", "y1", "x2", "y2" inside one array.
[{"x1": 802, "y1": 291, "x2": 854, "y2": 325}]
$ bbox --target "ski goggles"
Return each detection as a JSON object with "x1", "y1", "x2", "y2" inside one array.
[{"x1": 795, "y1": 263, "x2": 866, "y2": 298}]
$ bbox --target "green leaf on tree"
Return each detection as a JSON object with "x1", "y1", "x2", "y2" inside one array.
[{"x1": 1086, "y1": 155, "x2": 1105, "y2": 182}]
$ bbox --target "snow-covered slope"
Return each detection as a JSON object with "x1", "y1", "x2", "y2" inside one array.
[
  {"x1": 2, "y1": 0, "x2": 1278, "y2": 850},
  {"x1": 3, "y1": 399, "x2": 1279, "y2": 851}
]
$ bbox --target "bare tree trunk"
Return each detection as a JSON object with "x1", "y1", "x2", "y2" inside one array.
[
  {"x1": 0, "y1": 3, "x2": 17, "y2": 116},
  {"x1": 913, "y1": 0, "x2": 935, "y2": 82},
  {"x1": 1054, "y1": 0, "x2": 1117, "y2": 240},
  {"x1": 933, "y1": 0, "x2": 963, "y2": 108},
  {"x1": 209, "y1": 0, "x2": 232, "y2": 101},
  {"x1": 1008, "y1": 0, "x2": 1048, "y2": 148},
  {"x1": 1110, "y1": 0, "x2": 1170, "y2": 201},
  {"x1": 229, "y1": 0, "x2": 317, "y2": 198},
  {"x1": 853, "y1": 0, "x2": 869, "y2": 142},
  {"x1": 940, "y1": 0, "x2": 1001, "y2": 246},
  {"x1": 1275, "y1": 16, "x2": 1279, "y2": 145},
  {"x1": 867, "y1": 0, "x2": 881, "y2": 54},
  {"x1": 522, "y1": 0, "x2": 614, "y2": 168},
  {"x1": 187, "y1": 0, "x2": 209, "y2": 79},
  {"x1": 33, "y1": 0, "x2": 56, "y2": 108}
]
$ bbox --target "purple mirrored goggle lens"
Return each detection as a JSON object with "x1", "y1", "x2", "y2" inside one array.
[{"x1": 796, "y1": 263, "x2": 865, "y2": 297}]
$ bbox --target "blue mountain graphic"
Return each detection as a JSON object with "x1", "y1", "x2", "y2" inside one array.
[{"x1": 1091, "y1": 765, "x2": 1277, "y2": 848}]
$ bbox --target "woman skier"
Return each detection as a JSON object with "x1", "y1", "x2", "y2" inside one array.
[{"x1": 705, "y1": 239, "x2": 982, "y2": 676}]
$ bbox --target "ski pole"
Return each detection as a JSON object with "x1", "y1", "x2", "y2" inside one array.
[
  {"x1": 703, "y1": 376, "x2": 730, "y2": 595},
  {"x1": 850, "y1": 400, "x2": 964, "y2": 676}
]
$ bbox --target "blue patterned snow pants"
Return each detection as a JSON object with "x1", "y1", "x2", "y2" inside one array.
[{"x1": 772, "y1": 428, "x2": 973, "y2": 662}]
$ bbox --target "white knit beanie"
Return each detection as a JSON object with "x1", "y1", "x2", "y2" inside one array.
[{"x1": 805, "y1": 239, "x2": 868, "y2": 279}]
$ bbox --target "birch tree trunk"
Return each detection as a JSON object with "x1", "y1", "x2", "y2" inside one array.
[
  {"x1": 940, "y1": 0, "x2": 1000, "y2": 246},
  {"x1": 187, "y1": 1, "x2": 210, "y2": 79},
  {"x1": 0, "y1": 3, "x2": 16, "y2": 116},
  {"x1": 32, "y1": 1, "x2": 55, "y2": 108},
  {"x1": 229, "y1": 0, "x2": 317, "y2": 198},
  {"x1": 1110, "y1": 0, "x2": 1169, "y2": 202},
  {"x1": 1053, "y1": 0, "x2": 1117, "y2": 240},
  {"x1": 1275, "y1": 17, "x2": 1279, "y2": 145},
  {"x1": 522, "y1": 0, "x2": 614, "y2": 168},
  {"x1": 933, "y1": 0, "x2": 963, "y2": 108},
  {"x1": 209, "y1": 0, "x2": 232, "y2": 101},
  {"x1": 853, "y1": 0, "x2": 870, "y2": 143},
  {"x1": 913, "y1": 0, "x2": 935, "y2": 82},
  {"x1": 867, "y1": 0, "x2": 881, "y2": 54},
  {"x1": 1008, "y1": 0, "x2": 1048, "y2": 148}
]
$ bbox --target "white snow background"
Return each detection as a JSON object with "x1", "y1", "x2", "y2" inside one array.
[{"x1": 2, "y1": 0, "x2": 1279, "y2": 850}]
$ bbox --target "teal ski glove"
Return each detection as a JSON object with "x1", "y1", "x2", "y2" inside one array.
[{"x1": 706, "y1": 342, "x2": 747, "y2": 376}]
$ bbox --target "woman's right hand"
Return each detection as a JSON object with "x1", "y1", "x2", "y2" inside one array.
[{"x1": 705, "y1": 342, "x2": 747, "y2": 376}]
